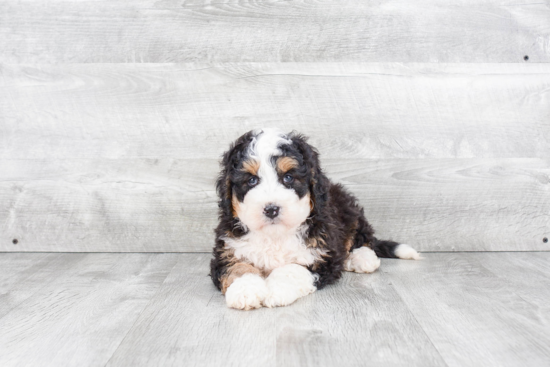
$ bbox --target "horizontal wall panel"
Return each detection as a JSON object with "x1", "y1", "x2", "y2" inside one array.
[
  {"x1": 1, "y1": 63, "x2": 549, "y2": 160},
  {"x1": 1, "y1": 158, "x2": 548, "y2": 252},
  {"x1": 1, "y1": 0, "x2": 549, "y2": 63},
  {"x1": 0, "y1": 159, "x2": 219, "y2": 253}
]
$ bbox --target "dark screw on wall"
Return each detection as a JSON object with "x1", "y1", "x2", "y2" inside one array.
[
  {"x1": 12, "y1": 239, "x2": 18, "y2": 245},
  {"x1": 544, "y1": 237, "x2": 548, "y2": 243},
  {"x1": 524, "y1": 55, "x2": 529, "y2": 61}
]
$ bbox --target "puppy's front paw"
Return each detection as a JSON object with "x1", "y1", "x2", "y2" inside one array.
[
  {"x1": 225, "y1": 273, "x2": 268, "y2": 311},
  {"x1": 263, "y1": 264, "x2": 317, "y2": 308}
]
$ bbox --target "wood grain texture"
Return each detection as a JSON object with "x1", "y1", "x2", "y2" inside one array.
[
  {"x1": 273, "y1": 269, "x2": 446, "y2": 367},
  {"x1": 1, "y1": 0, "x2": 549, "y2": 63},
  {"x1": 1, "y1": 158, "x2": 548, "y2": 252},
  {"x1": 1, "y1": 253, "x2": 549, "y2": 366},
  {"x1": 473, "y1": 252, "x2": 550, "y2": 314},
  {"x1": 330, "y1": 158, "x2": 550, "y2": 252},
  {"x1": 0, "y1": 158, "x2": 218, "y2": 252},
  {"x1": 106, "y1": 254, "x2": 445, "y2": 367},
  {"x1": 0, "y1": 253, "x2": 87, "y2": 318},
  {"x1": 105, "y1": 253, "x2": 279, "y2": 367},
  {"x1": 0, "y1": 253, "x2": 179, "y2": 367},
  {"x1": 2, "y1": 63, "x2": 549, "y2": 160},
  {"x1": 385, "y1": 253, "x2": 550, "y2": 367}
]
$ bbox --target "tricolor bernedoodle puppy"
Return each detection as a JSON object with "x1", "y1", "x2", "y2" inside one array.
[{"x1": 210, "y1": 128, "x2": 420, "y2": 310}]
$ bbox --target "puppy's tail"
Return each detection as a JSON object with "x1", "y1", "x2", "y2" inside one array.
[{"x1": 372, "y1": 239, "x2": 421, "y2": 260}]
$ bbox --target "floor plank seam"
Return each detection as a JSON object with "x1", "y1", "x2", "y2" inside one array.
[
  {"x1": 103, "y1": 254, "x2": 182, "y2": 367},
  {"x1": 384, "y1": 271, "x2": 450, "y2": 367},
  {"x1": 0, "y1": 254, "x2": 86, "y2": 323}
]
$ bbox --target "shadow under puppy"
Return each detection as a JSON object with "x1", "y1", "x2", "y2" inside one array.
[{"x1": 210, "y1": 128, "x2": 420, "y2": 310}]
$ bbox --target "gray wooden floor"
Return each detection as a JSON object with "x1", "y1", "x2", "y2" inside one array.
[{"x1": 1, "y1": 252, "x2": 549, "y2": 367}]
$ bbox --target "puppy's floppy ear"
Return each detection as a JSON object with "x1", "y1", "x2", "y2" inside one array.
[
  {"x1": 289, "y1": 133, "x2": 330, "y2": 217},
  {"x1": 216, "y1": 131, "x2": 254, "y2": 219}
]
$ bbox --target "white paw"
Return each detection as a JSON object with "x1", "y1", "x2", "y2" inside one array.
[
  {"x1": 225, "y1": 273, "x2": 269, "y2": 311},
  {"x1": 344, "y1": 246, "x2": 381, "y2": 273},
  {"x1": 395, "y1": 244, "x2": 421, "y2": 260},
  {"x1": 263, "y1": 264, "x2": 317, "y2": 308}
]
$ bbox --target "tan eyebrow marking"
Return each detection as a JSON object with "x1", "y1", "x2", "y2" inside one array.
[
  {"x1": 276, "y1": 156, "x2": 299, "y2": 173},
  {"x1": 241, "y1": 159, "x2": 260, "y2": 176}
]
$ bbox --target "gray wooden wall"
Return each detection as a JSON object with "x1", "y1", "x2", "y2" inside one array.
[{"x1": 1, "y1": 0, "x2": 549, "y2": 252}]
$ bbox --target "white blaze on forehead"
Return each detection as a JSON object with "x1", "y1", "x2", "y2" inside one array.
[
  {"x1": 248, "y1": 128, "x2": 291, "y2": 173},
  {"x1": 248, "y1": 128, "x2": 291, "y2": 189}
]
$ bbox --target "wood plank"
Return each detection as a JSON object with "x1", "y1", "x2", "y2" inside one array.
[
  {"x1": 0, "y1": 253, "x2": 179, "y2": 367},
  {"x1": 0, "y1": 253, "x2": 48, "y2": 282},
  {"x1": 0, "y1": 158, "x2": 218, "y2": 252},
  {"x1": 0, "y1": 0, "x2": 548, "y2": 63},
  {"x1": 106, "y1": 254, "x2": 445, "y2": 367},
  {"x1": 274, "y1": 270, "x2": 447, "y2": 367},
  {"x1": 0, "y1": 253, "x2": 88, "y2": 318},
  {"x1": 385, "y1": 253, "x2": 550, "y2": 367},
  {"x1": 473, "y1": 252, "x2": 550, "y2": 314},
  {"x1": 1, "y1": 253, "x2": 548, "y2": 366},
  {"x1": 106, "y1": 253, "x2": 279, "y2": 367},
  {"x1": 1, "y1": 63, "x2": 549, "y2": 160},
  {"x1": 1, "y1": 158, "x2": 548, "y2": 252},
  {"x1": 331, "y1": 158, "x2": 550, "y2": 252}
]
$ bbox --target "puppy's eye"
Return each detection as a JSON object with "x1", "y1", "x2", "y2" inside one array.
[
  {"x1": 248, "y1": 176, "x2": 259, "y2": 187},
  {"x1": 283, "y1": 174, "x2": 294, "y2": 184}
]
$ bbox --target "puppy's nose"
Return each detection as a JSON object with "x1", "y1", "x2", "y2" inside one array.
[{"x1": 263, "y1": 204, "x2": 280, "y2": 219}]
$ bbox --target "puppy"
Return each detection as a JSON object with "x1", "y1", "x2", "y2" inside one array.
[{"x1": 210, "y1": 128, "x2": 420, "y2": 310}]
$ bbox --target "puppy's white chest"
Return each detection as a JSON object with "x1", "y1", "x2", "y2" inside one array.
[{"x1": 224, "y1": 229, "x2": 322, "y2": 271}]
